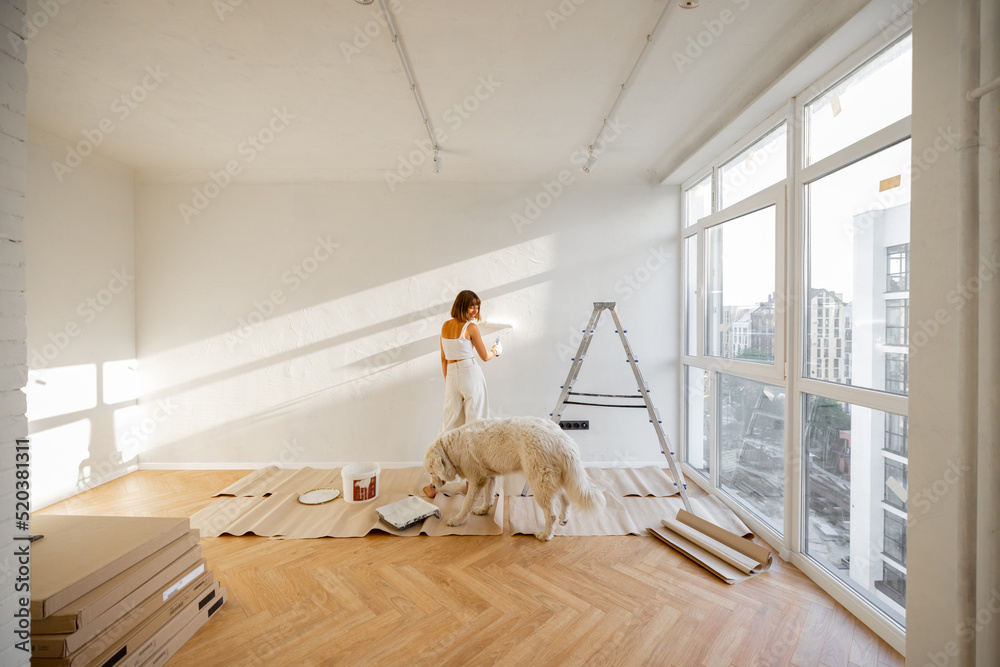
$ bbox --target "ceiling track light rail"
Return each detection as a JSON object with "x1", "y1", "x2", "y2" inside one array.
[
  {"x1": 581, "y1": 0, "x2": 676, "y2": 173},
  {"x1": 375, "y1": 0, "x2": 441, "y2": 172}
]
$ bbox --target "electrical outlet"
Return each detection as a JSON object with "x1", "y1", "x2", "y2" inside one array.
[{"x1": 558, "y1": 420, "x2": 589, "y2": 430}]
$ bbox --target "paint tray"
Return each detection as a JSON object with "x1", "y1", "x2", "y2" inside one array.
[{"x1": 375, "y1": 496, "x2": 441, "y2": 530}]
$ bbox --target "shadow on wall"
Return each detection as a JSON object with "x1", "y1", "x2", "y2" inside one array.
[{"x1": 27, "y1": 360, "x2": 141, "y2": 508}]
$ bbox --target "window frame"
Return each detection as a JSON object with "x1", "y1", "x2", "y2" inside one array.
[{"x1": 678, "y1": 20, "x2": 912, "y2": 653}]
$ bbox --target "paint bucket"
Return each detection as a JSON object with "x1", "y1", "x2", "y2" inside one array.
[{"x1": 342, "y1": 462, "x2": 380, "y2": 503}]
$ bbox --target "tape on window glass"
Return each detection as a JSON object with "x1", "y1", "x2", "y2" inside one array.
[{"x1": 880, "y1": 175, "x2": 902, "y2": 192}]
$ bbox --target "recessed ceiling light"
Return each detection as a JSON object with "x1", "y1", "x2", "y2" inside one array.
[
  {"x1": 679, "y1": 1, "x2": 699, "y2": 7},
  {"x1": 355, "y1": 0, "x2": 374, "y2": 4}
]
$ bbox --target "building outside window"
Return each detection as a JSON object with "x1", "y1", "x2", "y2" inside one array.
[
  {"x1": 885, "y1": 299, "x2": 908, "y2": 347},
  {"x1": 886, "y1": 244, "x2": 910, "y2": 292},
  {"x1": 681, "y1": 30, "x2": 911, "y2": 637},
  {"x1": 884, "y1": 414, "x2": 907, "y2": 456}
]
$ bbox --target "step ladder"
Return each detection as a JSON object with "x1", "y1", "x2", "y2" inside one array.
[{"x1": 522, "y1": 302, "x2": 692, "y2": 513}]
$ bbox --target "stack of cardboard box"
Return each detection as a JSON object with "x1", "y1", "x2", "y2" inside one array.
[{"x1": 29, "y1": 515, "x2": 225, "y2": 666}]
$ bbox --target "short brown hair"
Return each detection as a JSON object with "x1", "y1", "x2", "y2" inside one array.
[{"x1": 450, "y1": 290, "x2": 482, "y2": 321}]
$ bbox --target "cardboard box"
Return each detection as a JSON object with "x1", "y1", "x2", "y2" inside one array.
[
  {"x1": 31, "y1": 548, "x2": 204, "y2": 636},
  {"x1": 31, "y1": 581, "x2": 222, "y2": 667},
  {"x1": 141, "y1": 588, "x2": 227, "y2": 667},
  {"x1": 31, "y1": 515, "x2": 191, "y2": 620},
  {"x1": 30, "y1": 567, "x2": 213, "y2": 658}
]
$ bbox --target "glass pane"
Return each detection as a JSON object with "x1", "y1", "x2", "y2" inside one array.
[
  {"x1": 707, "y1": 206, "x2": 776, "y2": 364},
  {"x1": 805, "y1": 140, "x2": 911, "y2": 393},
  {"x1": 685, "y1": 175, "x2": 712, "y2": 227},
  {"x1": 886, "y1": 244, "x2": 910, "y2": 292},
  {"x1": 684, "y1": 235, "x2": 698, "y2": 357},
  {"x1": 684, "y1": 366, "x2": 710, "y2": 477},
  {"x1": 884, "y1": 413, "x2": 908, "y2": 456},
  {"x1": 718, "y1": 374, "x2": 784, "y2": 533},
  {"x1": 806, "y1": 34, "x2": 912, "y2": 165},
  {"x1": 720, "y1": 123, "x2": 787, "y2": 209},
  {"x1": 803, "y1": 395, "x2": 907, "y2": 626}
]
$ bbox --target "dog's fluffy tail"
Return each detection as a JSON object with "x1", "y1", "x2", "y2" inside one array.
[{"x1": 563, "y1": 455, "x2": 607, "y2": 513}]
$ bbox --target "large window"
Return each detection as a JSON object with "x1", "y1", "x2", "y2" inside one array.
[
  {"x1": 805, "y1": 139, "x2": 911, "y2": 392},
  {"x1": 718, "y1": 375, "x2": 784, "y2": 532},
  {"x1": 681, "y1": 30, "x2": 911, "y2": 641},
  {"x1": 802, "y1": 396, "x2": 909, "y2": 626},
  {"x1": 706, "y1": 206, "x2": 776, "y2": 363}
]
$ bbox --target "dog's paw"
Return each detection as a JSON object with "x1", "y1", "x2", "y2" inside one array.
[
  {"x1": 534, "y1": 531, "x2": 554, "y2": 541},
  {"x1": 559, "y1": 517, "x2": 570, "y2": 526},
  {"x1": 446, "y1": 517, "x2": 466, "y2": 527},
  {"x1": 473, "y1": 506, "x2": 489, "y2": 516}
]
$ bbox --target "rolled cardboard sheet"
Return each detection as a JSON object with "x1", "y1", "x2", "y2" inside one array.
[{"x1": 649, "y1": 509, "x2": 773, "y2": 585}]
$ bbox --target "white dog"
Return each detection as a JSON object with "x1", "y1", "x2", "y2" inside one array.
[{"x1": 423, "y1": 416, "x2": 606, "y2": 541}]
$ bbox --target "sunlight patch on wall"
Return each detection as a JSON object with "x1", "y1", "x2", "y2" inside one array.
[
  {"x1": 103, "y1": 359, "x2": 138, "y2": 404},
  {"x1": 26, "y1": 364, "x2": 97, "y2": 421},
  {"x1": 136, "y1": 236, "x2": 556, "y2": 451},
  {"x1": 30, "y1": 418, "x2": 92, "y2": 506}
]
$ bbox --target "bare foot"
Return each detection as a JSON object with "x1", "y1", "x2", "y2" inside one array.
[{"x1": 423, "y1": 484, "x2": 436, "y2": 498}]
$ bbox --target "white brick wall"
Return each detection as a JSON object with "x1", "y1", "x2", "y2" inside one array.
[{"x1": 0, "y1": 0, "x2": 30, "y2": 663}]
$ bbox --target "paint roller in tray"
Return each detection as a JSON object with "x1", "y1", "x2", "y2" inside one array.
[{"x1": 376, "y1": 496, "x2": 441, "y2": 530}]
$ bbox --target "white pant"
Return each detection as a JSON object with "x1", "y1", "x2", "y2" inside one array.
[{"x1": 440, "y1": 358, "x2": 490, "y2": 434}]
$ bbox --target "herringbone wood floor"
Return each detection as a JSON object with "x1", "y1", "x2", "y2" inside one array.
[{"x1": 35, "y1": 471, "x2": 904, "y2": 667}]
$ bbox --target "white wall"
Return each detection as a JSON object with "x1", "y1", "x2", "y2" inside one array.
[
  {"x1": 908, "y1": 0, "x2": 1000, "y2": 664},
  {"x1": 25, "y1": 127, "x2": 138, "y2": 509},
  {"x1": 134, "y1": 177, "x2": 680, "y2": 468},
  {"x1": 0, "y1": 0, "x2": 30, "y2": 662}
]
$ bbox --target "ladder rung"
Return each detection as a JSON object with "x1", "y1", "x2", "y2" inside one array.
[
  {"x1": 569, "y1": 391, "x2": 641, "y2": 399},
  {"x1": 564, "y1": 401, "x2": 645, "y2": 408}
]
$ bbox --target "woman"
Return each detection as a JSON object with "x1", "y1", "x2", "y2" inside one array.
[{"x1": 423, "y1": 289, "x2": 501, "y2": 498}]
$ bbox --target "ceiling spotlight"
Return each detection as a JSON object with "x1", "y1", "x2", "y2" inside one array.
[
  {"x1": 355, "y1": 0, "x2": 374, "y2": 4},
  {"x1": 679, "y1": 1, "x2": 699, "y2": 7},
  {"x1": 582, "y1": 154, "x2": 598, "y2": 173}
]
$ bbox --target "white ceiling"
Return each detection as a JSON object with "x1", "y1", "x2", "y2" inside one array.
[{"x1": 25, "y1": 0, "x2": 871, "y2": 183}]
